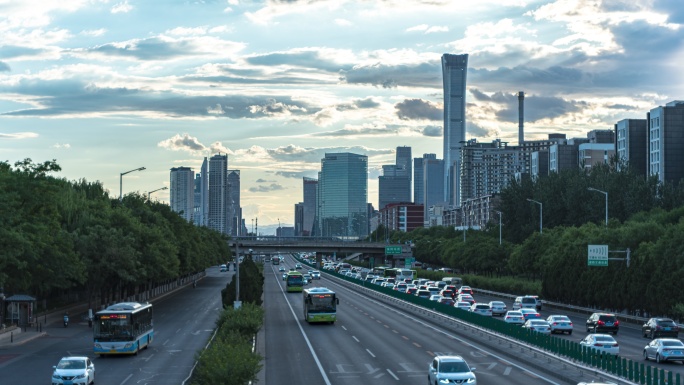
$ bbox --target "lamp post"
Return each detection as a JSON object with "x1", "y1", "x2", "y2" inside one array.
[
  {"x1": 493, "y1": 210, "x2": 502, "y2": 245},
  {"x1": 526, "y1": 198, "x2": 543, "y2": 234},
  {"x1": 147, "y1": 186, "x2": 167, "y2": 201},
  {"x1": 119, "y1": 167, "x2": 146, "y2": 201},
  {"x1": 587, "y1": 187, "x2": 608, "y2": 226}
]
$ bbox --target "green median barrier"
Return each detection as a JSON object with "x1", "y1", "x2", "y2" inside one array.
[
  {"x1": 646, "y1": 365, "x2": 651, "y2": 384},
  {"x1": 628, "y1": 359, "x2": 634, "y2": 381}
]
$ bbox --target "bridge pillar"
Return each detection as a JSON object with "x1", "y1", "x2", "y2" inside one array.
[{"x1": 315, "y1": 252, "x2": 324, "y2": 270}]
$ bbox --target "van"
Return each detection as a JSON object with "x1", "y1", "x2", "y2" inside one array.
[
  {"x1": 442, "y1": 277, "x2": 463, "y2": 286},
  {"x1": 513, "y1": 296, "x2": 540, "y2": 311}
]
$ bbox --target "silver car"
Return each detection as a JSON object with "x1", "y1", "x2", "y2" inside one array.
[
  {"x1": 489, "y1": 301, "x2": 507, "y2": 316},
  {"x1": 547, "y1": 315, "x2": 573, "y2": 335},
  {"x1": 580, "y1": 334, "x2": 619, "y2": 355},
  {"x1": 504, "y1": 311, "x2": 525, "y2": 325},
  {"x1": 643, "y1": 338, "x2": 684, "y2": 363},
  {"x1": 523, "y1": 319, "x2": 552, "y2": 334}
]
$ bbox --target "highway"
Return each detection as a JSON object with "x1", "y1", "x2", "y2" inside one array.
[{"x1": 265, "y1": 255, "x2": 617, "y2": 385}]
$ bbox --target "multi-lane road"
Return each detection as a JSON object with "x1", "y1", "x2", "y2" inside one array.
[{"x1": 3, "y1": 254, "x2": 660, "y2": 385}]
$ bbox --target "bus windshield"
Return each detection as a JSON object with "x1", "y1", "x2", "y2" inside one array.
[
  {"x1": 309, "y1": 295, "x2": 336, "y2": 313},
  {"x1": 94, "y1": 316, "x2": 134, "y2": 341},
  {"x1": 287, "y1": 275, "x2": 303, "y2": 285}
]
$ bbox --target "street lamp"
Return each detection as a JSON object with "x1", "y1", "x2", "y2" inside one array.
[
  {"x1": 526, "y1": 198, "x2": 543, "y2": 234},
  {"x1": 587, "y1": 187, "x2": 608, "y2": 226},
  {"x1": 492, "y1": 210, "x2": 502, "y2": 245},
  {"x1": 147, "y1": 186, "x2": 167, "y2": 201},
  {"x1": 119, "y1": 167, "x2": 146, "y2": 201}
]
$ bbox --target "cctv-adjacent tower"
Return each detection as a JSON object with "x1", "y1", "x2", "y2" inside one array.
[{"x1": 442, "y1": 53, "x2": 468, "y2": 206}]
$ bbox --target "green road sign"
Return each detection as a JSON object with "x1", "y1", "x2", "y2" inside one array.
[
  {"x1": 588, "y1": 244, "x2": 608, "y2": 266},
  {"x1": 385, "y1": 246, "x2": 402, "y2": 255},
  {"x1": 404, "y1": 257, "x2": 415, "y2": 268}
]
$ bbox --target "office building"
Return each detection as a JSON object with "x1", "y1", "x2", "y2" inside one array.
[
  {"x1": 207, "y1": 154, "x2": 229, "y2": 234},
  {"x1": 579, "y1": 143, "x2": 615, "y2": 170},
  {"x1": 302, "y1": 177, "x2": 317, "y2": 236},
  {"x1": 170, "y1": 166, "x2": 195, "y2": 223},
  {"x1": 378, "y1": 202, "x2": 423, "y2": 232},
  {"x1": 442, "y1": 53, "x2": 468, "y2": 206},
  {"x1": 395, "y1": 146, "x2": 412, "y2": 178},
  {"x1": 413, "y1": 153, "x2": 436, "y2": 204},
  {"x1": 530, "y1": 151, "x2": 549, "y2": 179},
  {"x1": 317, "y1": 153, "x2": 368, "y2": 238},
  {"x1": 423, "y1": 158, "x2": 445, "y2": 224},
  {"x1": 615, "y1": 119, "x2": 647, "y2": 174},
  {"x1": 294, "y1": 203, "x2": 304, "y2": 236},
  {"x1": 227, "y1": 170, "x2": 242, "y2": 236},
  {"x1": 378, "y1": 165, "x2": 411, "y2": 210},
  {"x1": 549, "y1": 138, "x2": 589, "y2": 173},
  {"x1": 648, "y1": 101, "x2": 684, "y2": 183}
]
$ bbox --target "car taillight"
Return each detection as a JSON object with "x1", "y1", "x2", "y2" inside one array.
[
  {"x1": 594, "y1": 343, "x2": 603, "y2": 347},
  {"x1": 614, "y1": 320, "x2": 619, "y2": 326},
  {"x1": 597, "y1": 320, "x2": 605, "y2": 326}
]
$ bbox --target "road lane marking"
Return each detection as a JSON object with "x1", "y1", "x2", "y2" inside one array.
[
  {"x1": 352, "y1": 336, "x2": 359, "y2": 343},
  {"x1": 366, "y1": 349, "x2": 376, "y2": 357},
  {"x1": 120, "y1": 373, "x2": 133, "y2": 385},
  {"x1": 387, "y1": 369, "x2": 400, "y2": 380}
]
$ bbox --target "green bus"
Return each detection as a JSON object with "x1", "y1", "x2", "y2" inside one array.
[
  {"x1": 286, "y1": 271, "x2": 304, "y2": 292},
  {"x1": 303, "y1": 287, "x2": 339, "y2": 323}
]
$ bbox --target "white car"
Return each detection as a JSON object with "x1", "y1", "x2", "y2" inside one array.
[
  {"x1": 522, "y1": 319, "x2": 552, "y2": 334},
  {"x1": 52, "y1": 356, "x2": 95, "y2": 385},
  {"x1": 547, "y1": 315, "x2": 573, "y2": 335},
  {"x1": 428, "y1": 355, "x2": 477, "y2": 385},
  {"x1": 310, "y1": 270, "x2": 321, "y2": 279},
  {"x1": 455, "y1": 301, "x2": 472, "y2": 310},
  {"x1": 429, "y1": 295, "x2": 444, "y2": 302},
  {"x1": 580, "y1": 334, "x2": 620, "y2": 355},
  {"x1": 489, "y1": 301, "x2": 507, "y2": 316},
  {"x1": 504, "y1": 311, "x2": 525, "y2": 325},
  {"x1": 469, "y1": 303, "x2": 492, "y2": 316}
]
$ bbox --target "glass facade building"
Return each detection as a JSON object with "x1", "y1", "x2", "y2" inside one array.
[
  {"x1": 442, "y1": 53, "x2": 468, "y2": 206},
  {"x1": 317, "y1": 153, "x2": 368, "y2": 238}
]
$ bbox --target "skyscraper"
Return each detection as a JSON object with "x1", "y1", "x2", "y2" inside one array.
[
  {"x1": 208, "y1": 154, "x2": 228, "y2": 234},
  {"x1": 413, "y1": 153, "x2": 437, "y2": 204},
  {"x1": 170, "y1": 166, "x2": 194, "y2": 222},
  {"x1": 302, "y1": 177, "x2": 317, "y2": 236},
  {"x1": 378, "y1": 165, "x2": 410, "y2": 210},
  {"x1": 395, "y1": 146, "x2": 412, "y2": 179},
  {"x1": 227, "y1": 170, "x2": 241, "y2": 236},
  {"x1": 317, "y1": 152, "x2": 368, "y2": 238},
  {"x1": 648, "y1": 101, "x2": 684, "y2": 183},
  {"x1": 442, "y1": 53, "x2": 468, "y2": 206},
  {"x1": 423, "y1": 158, "x2": 445, "y2": 223}
]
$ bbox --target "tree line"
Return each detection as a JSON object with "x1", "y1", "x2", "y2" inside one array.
[
  {"x1": 372, "y1": 161, "x2": 684, "y2": 318},
  {"x1": 0, "y1": 159, "x2": 231, "y2": 309}
]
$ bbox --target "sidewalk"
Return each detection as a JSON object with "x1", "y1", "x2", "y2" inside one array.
[{"x1": 0, "y1": 327, "x2": 47, "y2": 349}]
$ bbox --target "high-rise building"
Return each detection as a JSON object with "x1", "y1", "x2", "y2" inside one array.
[
  {"x1": 423, "y1": 158, "x2": 445, "y2": 224},
  {"x1": 302, "y1": 177, "x2": 317, "y2": 236},
  {"x1": 648, "y1": 101, "x2": 684, "y2": 183},
  {"x1": 549, "y1": 138, "x2": 589, "y2": 173},
  {"x1": 294, "y1": 203, "x2": 304, "y2": 236},
  {"x1": 227, "y1": 170, "x2": 241, "y2": 236},
  {"x1": 378, "y1": 146, "x2": 411, "y2": 210},
  {"x1": 395, "y1": 146, "x2": 412, "y2": 179},
  {"x1": 192, "y1": 157, "x2": 209, "y2": 226},
  {"x1": 459, "y1": 139, "x2": 526, "y2": 203},
  {"x1": 170, "y1": 166, "x2": 194, "y2": 223},
  {"x1": 413, "y1": 153, "x2": 436, "y2": 205},
  {"x1": 615, "y1": 119, "x2": 647, "y2": 174},
  {"x1": 208, "y1": 154, "x2": 228, "y2": 234},
  {"x1": 442, "y1": 53, "x2": 468, "y2": 206},
  {"x1": 317, "y1": 153, "x2": 368, "y2": 238}
]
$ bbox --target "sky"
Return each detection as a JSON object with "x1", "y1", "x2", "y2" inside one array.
[{"x1": 1, "y1": 0, "x2": 683, "y2": 232}]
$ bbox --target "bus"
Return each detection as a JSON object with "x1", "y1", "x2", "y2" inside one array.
[
  {"x1": 303, "y1": 287, "x2": 339, "y2": 323},
  {"x1": 395, "y1": 268, "x2": 416, "y2": 282},
  {"x1": 286, "y1": 271, "x2": 304, "y2": 292},
  {"x1": 93, "y1": 302, "x2": 153, "y2": 356},
  {"x1": 272, "y1": 256, "x2": 280, "y2": 265}
]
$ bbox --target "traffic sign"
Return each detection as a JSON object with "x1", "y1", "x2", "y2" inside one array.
[
  {"x1": 385, "y1": 246, "x2": 402, "y2": 255},
  {"x1": 588, "y1": 244, "x2": 608, "y2": 266},
  {"x1": 404, "y1": 257, "x2": 415, "y2": 268}
]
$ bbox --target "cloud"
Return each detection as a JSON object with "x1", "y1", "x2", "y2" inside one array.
[
  {"x1": 470, "y1": 89, "x2": 585, "y2": 123},
  {"x1": 249, "y1": 183, "x2": 285, "y2": 193},
  {"x1": 51, "y1": 143, "x2": 71, "y2": 149},
  {"x1": 81, "y1": 29, "x2": 106, "y2": 37},
  {"x1": 79, "y1": 36, "x2": 244, "y2": 61},
  {"x1": 0, "y1": 132, "x2": 39, "y2": 139},
  {"x1": 111, "y1": 1, "x2": 133, "y2": 14},
  {"x1": 274, "y1": 171, "x2": 318, "y2": 179},
  {"x1": 422, "y1": 125, "x2": 442, "y2": 137},
  {"x1": 335, "y1": 18, "x2": 352, "y2": 26},
  {"x1": 255, "y1": 178, "x2": 275, "y2": 183},
  {"x1": 0, "y1": 62, "x2": 9, "y2": 72},
  {"x1": 406, "y1": 24, "x2": 448, "y2": 33},
  {"x1": 0, "y1": 46, "x2": 47, "y2": 60},
  {"x1": 157, "y1": 133, "x2": 208, "y2": 153},
  {"x1": 341, "y1": 61, "x2": 441, "y2": 88},
  {"x1": 395, "y1": 99, "x2": 442, "y2": 121}
]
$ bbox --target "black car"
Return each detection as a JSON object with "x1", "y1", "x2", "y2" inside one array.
[
  {"x1": 586, "y1": 312, "x2": 619, "y2": 334},
  {"x1": 642, "y1": 317, "x2": 680, "y2": 339}
]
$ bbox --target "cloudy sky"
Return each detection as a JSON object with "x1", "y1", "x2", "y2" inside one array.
[{"x1": 1, "y1": 0, "x2": 683, "y2": 232}]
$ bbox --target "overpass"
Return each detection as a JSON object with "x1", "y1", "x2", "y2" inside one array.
[{"x1": 227, "y1": 236, "x2": 414, "y2": 261}]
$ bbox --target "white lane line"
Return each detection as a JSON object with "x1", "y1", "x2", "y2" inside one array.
[
  {"x1": 352, "y1": 336, "x2": 360, "y2": 343},
  {"x1": 366, "y1": 349, "x2": 375, "y2": 358},
  {"x1": 387, "y1": 369, "x2": 399, "y2": 380},
  {"x1": 120, "y1": 373, "x2": 133, "y2": 385}
]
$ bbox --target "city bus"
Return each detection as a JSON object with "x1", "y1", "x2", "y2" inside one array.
[
  {"x1": 272, "y1": 256, "x2": 280, "y2": 265},
  {"x1": 395, "y1": 268, "x2": 416, "y2": 282},
  {"x1": 303, "y1": 287, "x2": 339, "y2": 323},
  {"x1": 286, "y1": 271, "x2": 304, "y2": 292},
  {"x1": 93, "y1": 302, "x2": 153, "y2": 356}
]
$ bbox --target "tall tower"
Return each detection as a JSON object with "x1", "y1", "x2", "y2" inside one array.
[
  {"x1": 208, "y1": 154, "x2": 228, "y2": 234},
  {"x1": 413, "y1": 153, "x2": 437, "y2": 205},
  {"x1": 318, "y1": 153, "x2": 368, "y2": 238},
  {"x1": 227, "y1": 170, "x2": 241, "y2": 236},
  {"x1": 170, "y1": 166, "x2": 195, "y2": 222},
  {"x1": 518, "y1": 91, "x2": 525, "y2": 145},
  {"x1": 302, "y1": 177, "x2": 318, "y2": 236},
  {"x1": 442, "y1": 53, "x2": 469, "y2": 207}
]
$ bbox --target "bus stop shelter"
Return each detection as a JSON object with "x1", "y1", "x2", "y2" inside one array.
[{"x1": 4, "y1": 294, "x2": 36, "y2": 327}]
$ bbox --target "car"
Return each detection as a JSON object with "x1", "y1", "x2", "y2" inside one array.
[
  {"x1": 458, "y1": 286, "x2": 474, "y2": 295},
  {"x1": 440, "y1": 289, "x2": 455, "y2": 298},
  {"x1": 522, "y1": 319, "x2": 552, "y2": 334},
  {"x1": 642, "y1": 318, "x2": 680, "y2": 339},
  {"x1": 395, "y1": 283, "x2": 408, "y2": 292},
  {"x1": 427, "y1": 286, "x2": 441, "y2": 295},
  {"x1": 586, "y1": 313, "x2": 619, "y2": 335},
  {"x1": 519, "y1": 308, "x2": 542, "y2": 320},
  {"x1": 546, "y1": 315, "x2": 573, "y2": 334},
  {"x1": 579, "y1": 334, "x2": 619, "y2": 355},
  {"x1": 282, "y1": 272, "x2": 287, "y2": 280},
  {"x1": 310, "y1": 270, "x2": 321, "y2": 279},
  {"x1": 416, "y1": 289, "x2": 431, "y2": 299},
  {"x1": 406, "y1": 286, "x2": 418, "y2": 295},
  {"x1": 455, "y1": 301, "x2": 471, "y2": 310},
  {"x1": 438, "y1": 297, "x2": 455, "y2": 306},
  {"x1": 219, "y1": 264, "x2": 227, "y2": 272},
  {"x1": 384, "y1": 283, "x2": 395, "y2": 289},
  {"x1": 489, "y1": 301, "x2": 507, "y2": 316},
  {"x1": 52, "y1": 356, "x2": 95, "y2": 385},
  {"x1": 371, "y1": 278, "x2": 386, "y2": 285},
  {"x1": 457, "y1": 294, "x2": 475, "y2": 305},
  {"x1": 428, "y1": 355, "x2": 477, "y2": 385},
  {"x1": 429, "y1": 294, "x2": 444, "y2": 302},
  {"x1": 303, "y1": 273, "x2": 312, "y2": 283},
  {"x1": 504, "y1": 310, "x2": 525, "y2": 325},
  {"x1": 513, "y1": 295, "x2": 539, "y2": 311},
  {"x1": 295, "y1": 263, "x2": 302, "y2": 269},
  {"x1": 643, "y1": 338, "x2": 684, "y2": 363},
  {"x1": 278, "y1": 266, "x2": 286, "y2": 272},
  {"x1": 470, "y1": 303, "x2": 492, "y2": 316}
]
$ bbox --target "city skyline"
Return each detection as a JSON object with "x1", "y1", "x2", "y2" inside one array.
[{"x1": 1, "y1": 1, "x2": 683, "y2": 229}]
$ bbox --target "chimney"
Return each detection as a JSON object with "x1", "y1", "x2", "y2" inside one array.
[{"x1": 518, "y1": 91, "x2": 525, "y2": 145}]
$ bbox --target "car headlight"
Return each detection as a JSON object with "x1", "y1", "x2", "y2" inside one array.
[
  {"x1": 52, "y1": 373, "x2": 61, "y2": 379},
  {"x1": 125, "y1": 343, "x2": 133, "y2": 348},
  {"x1": 74, "y1": 373, "x2": 86, "y2": 379},
  {"x1": 438, "y1": 379, "x2": 450, "y2": 384},
  {"x1": 94, "y1": 343, "x2": 102, "y2": 349},
  {"x1": 466, "y1": 378, "x2": 476, "y2": 383}
]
